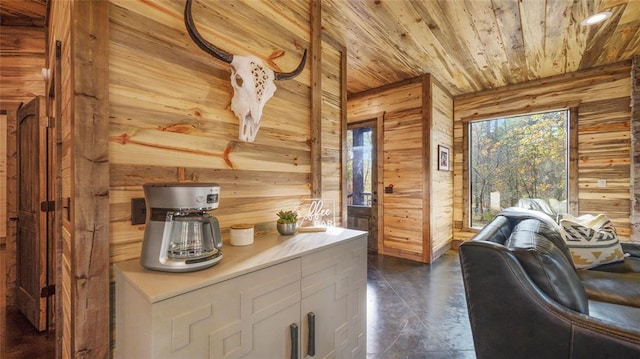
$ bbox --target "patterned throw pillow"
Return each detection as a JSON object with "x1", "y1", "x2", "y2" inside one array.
[{"x1": 559, "y1": 214, "x2": 625, "y2": 269}]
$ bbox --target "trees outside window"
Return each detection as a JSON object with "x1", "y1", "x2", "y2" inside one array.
[{"x1": 469, "y1": 110, "x2": 568, "y2": 227}]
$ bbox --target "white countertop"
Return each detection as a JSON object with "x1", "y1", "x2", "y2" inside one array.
[{"x1": 114, "y1": 227, "x2": 367, "y2": 303}]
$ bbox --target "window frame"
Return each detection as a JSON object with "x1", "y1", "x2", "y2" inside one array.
[
  {"x1": 346, "y1": 120, "x2": 376, "y2": 208},
  {"x1": 462, "y1": 107, "x2": 579, "y2": 231}
]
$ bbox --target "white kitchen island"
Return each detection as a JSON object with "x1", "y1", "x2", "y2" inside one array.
[{"x1": 115, "y1": 227, "x2": 367, "y2": 359}]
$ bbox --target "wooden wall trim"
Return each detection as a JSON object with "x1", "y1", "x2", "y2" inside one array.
[
  {"x1": 71, "y1": 1, "x2": 110, "y2": 356},
  {"x1": 0, "y1": 114, "x2": 6, "y2": 242},
  {"x1": 320, "y1": 32, "x2": 342, "y2": 50},
  {"x1": 375, "y1": 112, "x2": 384, "y2": 253},
  {"x1": 456, "y1": 60, "x2": 631, "y2": 123},
  {"x1": 340, "y1": 41, "x2": 348, "y2": 225},
  {"x1": 52, "y1": 40, "x2": 64, "y2": 358},
  {"x1": 5, "y1": 110, "x2": 17, "y2": 307},
  {"x1": 311, "y1": 0, "x2": 322, "y2": 198},
  {"x1": 459, "y1": 101, "x2": 582, "y2": 124},
  {"x1": 348, "y1": 76, "x2": 423, "y2": 100},
  {"x1": 422, "y1": 75, "x2": 432, "y2": 263},
  {"x1": 456, "y1": 60, "x2": 633, "y2": 102},
  {"x1": 631, "y1": 55, "x2": 640, "y2": 242},
  {"x1": 568, "y1": 107, "x2": 579, "y2": 215},
  {"x1": 460, "y1": 121, "x2": 469, "y2": 231}
]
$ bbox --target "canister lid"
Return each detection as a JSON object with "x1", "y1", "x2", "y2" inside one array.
[{"x1": 230, "y1": 223, "x2": 254, "y2": 230}]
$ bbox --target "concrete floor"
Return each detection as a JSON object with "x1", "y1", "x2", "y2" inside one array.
[
  {"x1": 3, "y1": 307, "x2": 55, "y2": 359},
  {"x1": 366, "y1": 250, "x2": 476, "y2": 358},
  {"x1": 2, "y1": 247, "x2": 475, "y2": 358},
  {"x1": 1, "y1": 244, "x2": 56, "y2": 359}
]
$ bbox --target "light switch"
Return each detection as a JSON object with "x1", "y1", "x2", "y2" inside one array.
[
  {"x1": 131, "y1": 198, "x2": 147, "y2": 225},
  {"x1": 597, "y1": 179, "x2": 607, "y2": 188}
]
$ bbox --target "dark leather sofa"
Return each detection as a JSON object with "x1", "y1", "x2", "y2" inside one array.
[{"x1": 459, "y1": 207, "x2": 640, "y2": 358}]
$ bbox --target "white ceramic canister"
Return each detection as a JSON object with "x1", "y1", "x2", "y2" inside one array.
[{"x1": 230, "y1": 224, "x2": 254, "y2": 246}]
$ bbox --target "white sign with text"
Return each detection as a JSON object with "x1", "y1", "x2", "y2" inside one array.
[{"x1": 296, "y1": 199, "x2": 335, "y2": 227}]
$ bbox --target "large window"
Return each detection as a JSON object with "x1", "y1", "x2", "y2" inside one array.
[{"x1": 469, "y1": 110, "x2": 569, "y2": 227}]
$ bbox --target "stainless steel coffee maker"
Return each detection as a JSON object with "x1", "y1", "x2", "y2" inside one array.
[{"x1": 140, "y1": 183, "x2": 223, "y2": 272}]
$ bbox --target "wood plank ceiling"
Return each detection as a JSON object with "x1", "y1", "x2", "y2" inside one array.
[
  {"x1": 1, "y1": 0, "x2": 639, "y2": 110},
  {"x1": 322, "y1": 0, "x2": 640, "y2": 96}
]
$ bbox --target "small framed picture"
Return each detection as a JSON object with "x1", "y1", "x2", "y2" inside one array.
[{"x1": 438, "y1": 145, "x2": 450, "y2": 171}]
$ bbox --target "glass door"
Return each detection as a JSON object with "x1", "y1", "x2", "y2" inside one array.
[{"x1": 347, "y1": 120, "x2": 378, "y2": 251}]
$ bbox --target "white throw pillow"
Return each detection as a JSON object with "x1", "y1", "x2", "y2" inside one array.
[{"x1": 559, "y1": 213, "x2": 625, "y2": 269}]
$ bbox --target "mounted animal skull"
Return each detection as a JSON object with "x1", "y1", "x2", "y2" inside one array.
[{"x1": 185, "y1": 0, "x2": 307, "y2": 142}]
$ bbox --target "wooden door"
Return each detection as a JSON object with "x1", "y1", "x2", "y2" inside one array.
[
  {"x1": 347, "y1": 120, "x2": 379, "y2": 252},
  {"x1": 16, "y1": 96, "x2": 48, "y2": 332}
]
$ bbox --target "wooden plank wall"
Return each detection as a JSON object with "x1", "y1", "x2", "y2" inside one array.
[
  {"x1": 0, "y1": 21, "x2": 47, "y2": 357},
  {"x1": 0, "y1": 26, "x2": 45, "y2": 112},
  {"x1": 428, "y1": 78, "x2": 454, "y2": 259},
  {"x1": 383, "y1": 103, "x2": 425, "y2": 262},
  {"x1": 108, "y1": 0, "x2": 312, "y2": 264},
  {"x1": 1, "y1": 31, "x2": 49, "y2": 335},
  {"x1": 48, "y1": 1, "x2": 111, "y2": 357},
  {"x1": 44, "y1": 1, "x2": 343, "y2": 355},
  {"x1": 453, "y1": 61, "x2": 633, "y2": 242},
  {"x1": 349, "y1": 79, "x2": 424, "y2": 262},
  {"x1": 348, "y1": 75, "x2": 454, "y2": 263},
  {"x1": 320, "y1": 36, "x2": 345, "y2": 226}
]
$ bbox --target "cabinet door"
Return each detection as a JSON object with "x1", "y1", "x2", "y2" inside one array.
[
  {"x1": 153, "y1": 259, "x2": 302, "y2": 359},
  {"x1": 301, "y1": 237, "x2": 367, "y2": 358}
]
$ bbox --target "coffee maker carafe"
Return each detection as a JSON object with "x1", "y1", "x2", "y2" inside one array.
[{"x1": 140, "y1": 183, "x2": 223, "y2": 272}]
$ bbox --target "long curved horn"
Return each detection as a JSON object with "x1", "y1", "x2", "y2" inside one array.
[
  {"x1": 274, "y1": 49, "x2": 307, "y2": 81},
  {"x1": 185, "y1": 0, "x2": 307, "y2": 80},
  {"x1": 184, "y1": 0, "x2": 233, "y2": 64}
]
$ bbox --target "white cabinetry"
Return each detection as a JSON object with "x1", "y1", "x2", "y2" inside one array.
[
  {"x1": 301, "y1": 238, "x2": 367, "y2": 358},
  {"x1": 115, "y1": 229, "x2": 366, "y2": 358}
]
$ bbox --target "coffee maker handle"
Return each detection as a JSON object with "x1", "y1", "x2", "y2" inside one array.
[{"x1": 208, "y1": 216, "x2": 224, "y2": 249}]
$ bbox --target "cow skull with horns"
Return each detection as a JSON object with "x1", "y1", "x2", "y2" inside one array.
[{"x1": 185, "y1": 0, "x2": 307, "y2": 142}]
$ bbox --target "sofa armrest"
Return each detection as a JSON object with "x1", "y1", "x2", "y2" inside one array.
[
  {"x1": 460, "y1": 240, "x2": 640, "y2": 358},
  {"x1": 621, "y1": 242, "x2": 640, "y2": 257},
  {"x1": 578, "y1": 270, "x2": 640, "y2": 308},
  {"x1": 572, "y1": 317, "x2": 640, "y2": 359}
]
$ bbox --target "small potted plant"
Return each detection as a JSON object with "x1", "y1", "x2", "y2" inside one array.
[{"x1": 276, "y1": 210, "x2": 298, "y2": 235}]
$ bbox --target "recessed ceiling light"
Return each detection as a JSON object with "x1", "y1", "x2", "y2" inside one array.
[{"x1": 581, "y1": 11, "x2": 612, "y2": 26}]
